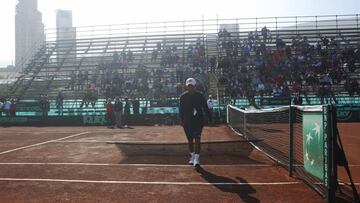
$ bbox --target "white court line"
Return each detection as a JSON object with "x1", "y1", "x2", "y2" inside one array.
[
  {"x1": 0, "y1": 163, "x2": 274, "y2": 167},
  {"x1": 0, "y1": 132, "x2": 90, "y2": 155},
  {"x1": 294, "y1": 164, "x2": 360, "y2": 167},
  {"x1": 0, "y1": 178, "x2": 302, "y2": 186},
  {"x1": 55, "y1": 141, "x2": 107, "y2": 143},
  {"x1": 0, "y1": 163, "x2": 359, "y2": 167},
  {"x1": 338, "y1": 182, "x2": 360, "y2": 186}
]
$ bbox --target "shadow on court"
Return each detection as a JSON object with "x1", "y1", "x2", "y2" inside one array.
[
  {"x1": 111, "y1": 140, "x2": 270, "y2": 165},
  {"x1": 196, "y1": 166, "x2": 260, "y2": 203}
]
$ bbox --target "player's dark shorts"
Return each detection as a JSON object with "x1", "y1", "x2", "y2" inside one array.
[{"x1": 183, "y1": 124, "x2": 203, "y2": 139}]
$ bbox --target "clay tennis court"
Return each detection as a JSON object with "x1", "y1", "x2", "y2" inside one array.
[{"x1": 0, "y1": 123, "x2": 358, "y2": 202}]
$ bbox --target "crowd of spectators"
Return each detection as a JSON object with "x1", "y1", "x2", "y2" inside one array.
[
  {"x1": 215, "y1": 27, "x2": 360, "y2": 104},
  {"x1": 17, "y1": 26, "x2": 360, "y2": 108},
  {"x1": 66, "y1": 40, "x2": 208, "y2": 100}
]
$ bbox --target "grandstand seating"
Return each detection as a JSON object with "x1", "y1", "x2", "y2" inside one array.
[{"x1": 5, "y1": 14, "x2": 360, "y2": 104}]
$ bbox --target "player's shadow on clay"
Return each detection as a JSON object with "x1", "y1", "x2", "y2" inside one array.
[{"x1": 196, "y1": 166, "x2": 259, "y2": 203}]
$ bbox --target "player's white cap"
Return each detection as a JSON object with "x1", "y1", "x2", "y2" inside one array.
[{"x1": 185, "y1": 78, "x2": 196, "y2": 86}]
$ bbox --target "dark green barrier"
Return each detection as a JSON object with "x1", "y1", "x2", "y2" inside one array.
[
  {"x1": 16, "y1": 101, "x2": 42, "y2": 112},
  {"x1": 0, "y1": 114, "x2": 180, "y2": 126},
  {"x1": 150, "y1": 99, "x2": 179, "y2": 107},
  {"x1": 335, "y1": 106, "x2": 360, "y2": 122},
  {"x1": 260, "y1": 97, "x2": 291, "y2": 106}
]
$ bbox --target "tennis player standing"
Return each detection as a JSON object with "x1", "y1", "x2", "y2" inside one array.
[{"x1": 179, "y1": 78, "x2": 212, "y2": 167}]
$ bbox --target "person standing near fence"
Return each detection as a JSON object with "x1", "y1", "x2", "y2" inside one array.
[
  {"x1": 3, "y1": 99, "x2": 11, "y2": 117},
  {"x1": 105, "y1": 99, "x2": 115, "y2": 129},
  {"x1": 39, "y1": 94, "x2": 50, "y2": 117},
  {"x1": 114, "y1": 96, "x2": 123, "y2": 128},
  {"x1": 123, "y1": 97, "x2": 131, "y2": 128},
  {"x1": 0, "y1": 98, "x2": 4, "y2": 117},
  {"x1": 179, "y1": 78, "x2": 212, "y2": 167},
  {"x1": 56, "y1": 91, "x2": 64, "y2": 115},
  {"x1": 207, "y1": 95, "x2": 214, "y2": 125},
  {"x1": 9, "y1": 99, "x2": 16, "y2": 117}
]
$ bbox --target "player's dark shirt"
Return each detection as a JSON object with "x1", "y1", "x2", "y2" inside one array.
[{"x1": 179, "y1": 91, "x2": 211, "y2": 126}]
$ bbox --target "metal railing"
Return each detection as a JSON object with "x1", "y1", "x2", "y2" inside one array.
[{"x1": 43, "y1": 14, "x2": 359, "y2": 42}]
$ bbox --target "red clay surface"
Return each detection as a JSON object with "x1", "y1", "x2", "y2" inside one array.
[{"x1": 0, "y1": 124, "x2": 358, "y2": 203}]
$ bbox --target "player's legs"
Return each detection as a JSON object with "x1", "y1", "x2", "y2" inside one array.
[
  {"x1": 187, "y1": 137, "x2": 194, "y2": 153},
  {"x1": 184, "y1": 126, "x2": 195, "y2": 165},
  {"x1": 192, "y1": 126, "x2": 203, "y2": 167},
  {"x1": 194, "y1": 137, "x2": 201, "y2": 154}
]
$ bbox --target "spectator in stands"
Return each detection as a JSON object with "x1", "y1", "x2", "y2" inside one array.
[
  {"x1": 276, "y1": 35, "x2": 286, "y2": 49},
  {"x1": 261, "y1": 26, "x2": 269, "y2": 42},
  {"x1": 114, "y1": 96, "x2": 123, "y2": 128},
  {"x1": 105, "y1": 99, "x2": 115, "y2": 129},
  {"x1": 271, "y1": 85, "x2": 283, "y2": 97},
  {"x1": 351, "y1": 79, "x2": 360, "y2": 96},
  {"x1": 151, "y1": 49, "x2": 158, "y2": 62},
  {"x1": 69, "y1": 71, "x2": 76, "y2": 90},
  {"x1": 10, "y1": 99, "x2": 16, "y2": 117},
  {"x1": 127, "y1": 50, "x2": 134, "y2": 63},
  {"x1": 187, "y1": 46, "x2": 194, "y2": 62},
  {"x1": 282, "y1": 85, "x2": 291, "y2": 98},
  {"x1": 56, "y1": 91, "x2": 64, "y2": 115},
  {"x1": 105, "y1": 85, "x2": 112, "y2": 100},
  {"x1": 345, "y1": 78, "x2": 360, "y2": 96},
  {"x1": 123, "y1": 97, "x2": 131, "y2": 128},
  {"x1": 84, "y1": 71, "x2": 89, "y2": 86},
  {"x1": 176, "y1": 65, "x2": 184, "y2": 83},
  {"x1": 112, "y1": 51, "x2": 119, "y2": 63},
  {"x1": 76, "y1": 71, "x2": 83, "y2": 90},
  {"x1": 319, "y1": 85, "x2": 337, "y2": 104},
  {"x1": 293, "y1": 93, "x2": 303, "y2": 105}
]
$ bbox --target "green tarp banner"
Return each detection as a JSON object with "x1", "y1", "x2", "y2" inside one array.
[
  {"x1": 303, "y1": 112, "x2": 324, "y2": 180},
  {"x1": 16, "y1": 101, "x2": 42, "y2": 112}
]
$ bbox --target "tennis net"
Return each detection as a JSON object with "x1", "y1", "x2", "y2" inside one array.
[{"x1": 227, "y1": 104, "x2": 337, "y2": 201}]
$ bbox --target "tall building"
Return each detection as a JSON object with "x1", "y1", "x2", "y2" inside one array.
[
  {"x1": 15, "y1": 0, "x2": 45, "y2": 70},
  {"x1": 56, "y1": 10, "x2": 76, "y2": 62}
]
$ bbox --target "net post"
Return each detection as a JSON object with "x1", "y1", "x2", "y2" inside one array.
[
  {"x1": 326, "y1": 105, "x2": 336, "y2": 203},
  {"x1": 289, "y1": 105, "x2": 294, "y2": 177},
  {"x1": 243, "y1": 106, "x2": 246, "y2": 138},
  {"x1": 226, "y1": 105, "x2": 229, "y2": 125},
  {"x1": 323, "y1": 105, "x2": 329, "y2": 201},
  {"x1": 323, "y1": 105, "x2": 336, "y2": 203}
]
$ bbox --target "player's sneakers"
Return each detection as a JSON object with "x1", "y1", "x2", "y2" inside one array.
[
  {"x1": 188, "y1": 153, "x2": 195, "y2": 165},
  {"x1": 193, "y1": 154, "x2": 200, "y2": 167}
]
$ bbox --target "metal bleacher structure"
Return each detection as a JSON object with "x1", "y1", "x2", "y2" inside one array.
[{"x1": 4, "y1": 14, "x2": 360, "y2": 113}]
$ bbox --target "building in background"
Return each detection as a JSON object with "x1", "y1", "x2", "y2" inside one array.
[
  {"x1": 56, "y1": 10, "x2": 76, "y2": 63},
  {"x1": 15, "y1": 0, "x2": 45, "y2": 70}
]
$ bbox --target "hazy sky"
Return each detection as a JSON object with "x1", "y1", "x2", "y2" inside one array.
[{"x1": 0, "y1": 0, "x2": 359, "y2": 66}]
